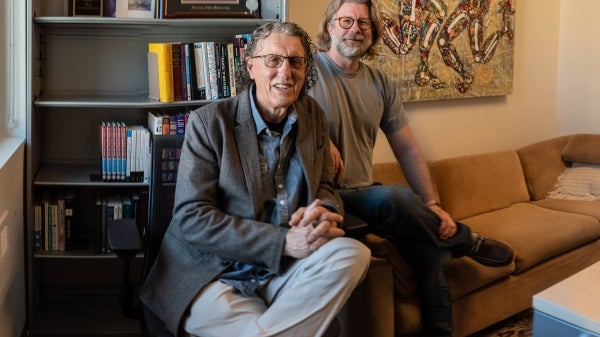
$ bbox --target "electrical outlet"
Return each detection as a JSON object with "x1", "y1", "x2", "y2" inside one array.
[{"x1": 0, "y1": 211, "x2": 8, "y2": 258}]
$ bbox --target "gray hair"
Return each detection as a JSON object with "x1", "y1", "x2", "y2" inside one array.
[
  {"x1": 315, "y1": 0, "x2": 383, "y2": 59},
  {"x1": 237, "y1": 21, "x2": 318, "y2": 95}
]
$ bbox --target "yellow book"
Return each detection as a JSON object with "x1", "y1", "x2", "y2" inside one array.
[{"x1": 148, "y1": 42, "x2": 174, "y2": 103}]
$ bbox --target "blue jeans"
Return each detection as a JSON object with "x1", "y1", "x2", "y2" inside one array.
[{"x1": 339, "y1": 184, "x2": 473, "y2": 337}]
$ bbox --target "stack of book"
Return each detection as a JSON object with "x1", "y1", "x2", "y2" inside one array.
[
  {"x1": 34, "y1": 190, "x2": 148, "y2": 254},
  {"x1": 99, "y1": 122, "x2": 151, "y2": 182},
  {"x1": 148, "y1": 34, "x2": 251, "y2": 103}
]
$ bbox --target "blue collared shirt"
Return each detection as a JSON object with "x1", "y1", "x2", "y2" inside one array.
[{"x1": 220, "y1": 85, "x2": 307, "y2": 296}]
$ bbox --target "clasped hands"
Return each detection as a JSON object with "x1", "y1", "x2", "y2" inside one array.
[{"x1": 283, "y1": 199, "x2": 345, "y2": 259}]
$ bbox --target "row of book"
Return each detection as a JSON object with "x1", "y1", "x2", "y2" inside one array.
[
  {"x1": 99, "y1": 122, "x2": 151, "y2": 182},
  {"x1": 72, "y1": 0, "x2": 262, "y2": 20},
  {"x1": 148, "y1": 34, "x2": 251, "y2": 103},
  {"x1": 95, "y1": 192, "x2": 147, "y2": 254},
  {"x1": 34, "y1": 192, "x2": 76, "y2": 252},
  {"x1": 33, "y1": 191, "x2": 148, "y2": 254},
  {"x1": 147, "y1": 110, "x2": 190, "y2": 135}
]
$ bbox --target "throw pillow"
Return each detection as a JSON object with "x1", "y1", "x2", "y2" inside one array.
[
  {"x1": 562, "y1": 134, "x2": 600, "y2": 164},
  {"x1": 547, "y1": 163, "x2": 600, "y2": 201}
]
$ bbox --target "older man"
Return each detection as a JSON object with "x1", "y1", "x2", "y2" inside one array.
[{"x1": 140, "y1": 22, "x2": 370, "y2": 337}]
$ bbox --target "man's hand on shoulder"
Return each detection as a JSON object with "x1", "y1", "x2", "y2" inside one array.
[{"x1": 329, "y1": 140, "x2": 345, "y2": 184}]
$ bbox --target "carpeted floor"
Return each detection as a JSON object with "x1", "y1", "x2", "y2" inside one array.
[{"x1": 468, "y1": 309, "x2": 533, "y2": 337}]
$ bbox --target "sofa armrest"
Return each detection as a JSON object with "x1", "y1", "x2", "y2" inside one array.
[{"x1": 339, "y1": 257, "x2": 394, "y2": 337}]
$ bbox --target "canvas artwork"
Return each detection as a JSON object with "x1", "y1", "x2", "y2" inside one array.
[{"x1": 367, "y1": 0, "x2": 516, "y2": 102}]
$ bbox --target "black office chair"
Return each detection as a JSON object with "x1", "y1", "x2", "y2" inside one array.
[{"x1": 107, "y1": 215, "x2": 345, "y2": 337}]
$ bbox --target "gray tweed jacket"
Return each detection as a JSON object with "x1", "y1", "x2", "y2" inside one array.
[{"x1": 139, "y1": 88, "x2": 342, "y2": 335}]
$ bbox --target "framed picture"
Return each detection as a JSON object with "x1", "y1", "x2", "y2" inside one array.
[
  {"x1": 367, "y1": 0, "x2": 516, "y2": 102},
  {"x1": 128, "y1": 0, "x2": 156, "y2": 18},
  {"x1": 161, "y1": 0, "x2": 260, "y2": 18},
  {"x1": 72, "y1": 0, "x2": 103, "y2": 16}
]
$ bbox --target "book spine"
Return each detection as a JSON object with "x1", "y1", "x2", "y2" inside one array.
[
  {"x1": 184, "y1": 43, "x2": 195, "y2": 100},
  {"x1": 64, "y1": 191, "x2": 75, "y2": 251},
  {"x1": 161, "y1": 114, "x2": 170, "y2": 135},
  {"x1": 148, "y1": 51, "x2": 160, "y2": 101},
  {"x1": 51, "y1": 202, "x2": 58, "y2": 251},
  {"x1": 57, "y1": 196, "x2": 66, "y2": 251},
  {"x1": 148, "y1": 43, "x2": 174, "y2": 103},
  {"x1": 126, "y1": 127, "x2": 133, "y2": 180},
  {"x1": 120, "y1": 122, "x2": 127, "y2": 181},
  {"x1": 206, "y1": 41, "x2": 219, "y2": 100},
  {"x1": 193, "y1": 42, "x2": 207, "y2": 100},
  {"x1": 34, "y1": 201, "x2": 43, "y2": 252},
  {"x1": 171, "y1": 42, "x2": 183, "y2": 101},
  {"x1": 100, "y1": 122, "x2": 108, "y2": 181},
  {"x1": 227, "y1": 42, "x2": 237, "y2": 97}
]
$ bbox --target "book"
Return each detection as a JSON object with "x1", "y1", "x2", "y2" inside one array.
[
  {"x1": 51, "y1": 202, "x2": 58, "y2": 251},
  {"x1": 160, "y1": 0, "x2": 260, "y2": 19},
  {"x1": 64, "y1": 191, "x2": 75, "y2": 251},
  {"x1": 43, "y1": 193, "x2": 51, "y2": 251},
  {"x1": 34, "y1": 200, "x2": 43, "y2": 251},
  {"x1": 147, "y1": 110, "x2": 163, "y2": 135},
  {"x1": 148, "y1": 52, "x2": 160, "y2": 101},
  {"x1": 227, "y1": 42, "x2": 237, "y2": 97},
  {"x1": 100, "y1": 121, "x2": 108, "y2": 181},
  {"x1": 57, "y1": 195, "x2": 66, "y2": 251},
  {"x1": 148, "y1": 42, "x2": 174, "y2": 103},
  {"x1": 171, "y1": 42, "x2": 184, "y2": 102},
  {"x1": 161, "y1": 114, "x2": 170, "y2": 135},
  {"x1": 193, "y1": 42, "x2": 208, "y2": 100},
  {"x1": 183, "y1": 43, "x2": 196, "y2": 100},
  {"x1": 205, "y1": 41, "x2": 219, "y2": 100},
  {"x1": 215, "y1": 42, "x2": 227, "y2": 98}
]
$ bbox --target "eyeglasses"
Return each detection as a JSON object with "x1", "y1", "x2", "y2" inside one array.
[
  {"x1": 251, "y1": 54, "x2": 307, "y2": 70},
  {"x1": 334, "y1": 17, "x2": 372, "y2": 30}
]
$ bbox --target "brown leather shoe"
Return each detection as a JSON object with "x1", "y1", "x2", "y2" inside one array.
[{"x1": 468, "y1": 234, "x2": 514, "y2": 267}]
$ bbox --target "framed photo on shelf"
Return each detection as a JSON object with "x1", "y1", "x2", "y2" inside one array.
[
  {"x1": 72, "y1": 0, "x2": 103, "y2": 16},
  {"x1": 161, "y1": 0, "x2": 260, "y2": 18},
  {"x1": 128, "y1": 0, "x2": 156, "y2": 18}
]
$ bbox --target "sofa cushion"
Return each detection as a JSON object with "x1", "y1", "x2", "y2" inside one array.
[
  {"x1": 430, "y1": 150, "x2": 530, "y2": 220},
  {"x1": 533, "y1": 198, "x2": 600, "y2": 220},
  {"x1": 461, "y1": 203, "x2": 600, "y2": 274},
  {"x1": 547, "y1": 163, "x2": 600, "y2": 201},
  {"x1": 562, "y1": 133, "x2": 600, "y2": 164},
  {"x1": 517, "y1": 135, "x2": 571, "y2": 201}
]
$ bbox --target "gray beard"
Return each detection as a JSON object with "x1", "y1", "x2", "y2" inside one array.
[{"x1": 332, "y1": 34, "x2": 371, "y2": 59}]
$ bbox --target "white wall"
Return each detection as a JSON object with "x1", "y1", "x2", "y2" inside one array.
[
  {"x1": 291, "y1": 0, "x2": 564, "y2": 162},
  {"x1": 0, "y1": 0, "x2": 27, "y2": 336},
  {"x1": 0, "y1": 141, "x2": 25, "y2": 337},
  {"x1": 556, "y1": 0, "x2": 600, "y2": 135}
]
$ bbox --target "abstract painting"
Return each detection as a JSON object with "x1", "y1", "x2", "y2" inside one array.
[{"x1": 366, "y1": 0, "x2": 516, "y2": 101}]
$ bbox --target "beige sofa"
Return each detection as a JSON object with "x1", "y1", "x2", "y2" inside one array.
[{"x1": 339, "y1": 134, "x2": 600, "y2": 337}]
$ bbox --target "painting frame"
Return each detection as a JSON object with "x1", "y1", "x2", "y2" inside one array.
[
  {"x1": 127, "y1": 0, "x2": 156, "y2": 18},
  {"x1": 161, "y1": 0, "x2": 260, "y2": 18},
  {"x1": 368, "y1": 0, "x2": 516, "y2": 102}
]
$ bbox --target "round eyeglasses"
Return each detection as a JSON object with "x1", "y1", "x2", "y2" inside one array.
[
  {"x1": 251, "y1": 54, "x2": 307, "y2": 70},
  {"x1": 334, "y1": 17, "x2": 372, "y2": 30}
]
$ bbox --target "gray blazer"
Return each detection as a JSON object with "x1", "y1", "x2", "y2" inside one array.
[{"x1": 139, "y1": 88, "x2": 343, "y2": 335}]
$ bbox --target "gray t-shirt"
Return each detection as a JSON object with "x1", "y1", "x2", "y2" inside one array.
[{"x1": 309, "y1": 52, "x2": 408, "y2": 188}]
